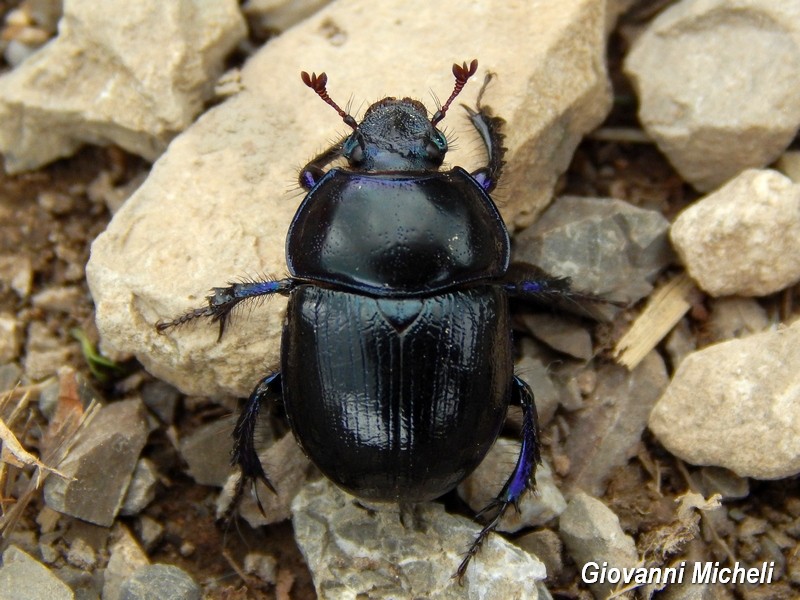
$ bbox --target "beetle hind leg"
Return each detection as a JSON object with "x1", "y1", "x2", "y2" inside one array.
[
  {"x1": 231, "y1": 372, "x2": 282, "y2": 513},
  {"x1": 455, "y1": 374, "x2": 540, "y2": 581}
]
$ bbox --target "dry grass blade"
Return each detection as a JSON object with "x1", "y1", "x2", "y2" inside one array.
[
  {"x1": 0, "y1": 377, "x2": 100, "y2": 539},
  {"x1": 0, "y1": 402, "x2": 70, "y2": 487}
]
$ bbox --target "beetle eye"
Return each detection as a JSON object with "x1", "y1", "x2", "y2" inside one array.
[
  {"x1": 343, "y1": 136, "x2": 364, "y2": 164},
  {"x1": 425, "y1": 142, "x2": 443, "y2": 163},
  {"x1": 425, "y1": 132, "x2": 447, "y2": 164},
  {"x1": 432, "y1": 132, "x2": 448, "y2": 152}
]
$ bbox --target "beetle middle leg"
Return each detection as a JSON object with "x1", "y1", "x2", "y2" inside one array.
[
  {"x1": 455, "y1": 374, "x2": 540, "y2": 581},
  {"x1": 503, "y1": 262, "x2": 624, "y2": 317},
  {"x1": 156, "y1": 277, "x2": 297, "y2": 340}
]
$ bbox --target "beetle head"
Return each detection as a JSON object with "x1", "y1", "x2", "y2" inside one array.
[
  {"x1": 342, "y1": 98, "x2": 447, "y2": 170},
  {"x1": 301, "y1": 60, "x2": 479, "y2": 172}
]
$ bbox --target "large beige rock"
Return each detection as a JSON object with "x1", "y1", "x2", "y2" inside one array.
[
  {"x1": 87, "y1": 0, "x2": 612, "y2": 397},
  {"x1": 0, "y1": 0, "x2": 246, "y2": 173},
  {"x1": 625, "y1": 0, "x2": 800, "y2": 191},
  {"x1": 649, "y1": 321, "x2": 800, "y2": 480},
  {"x1": 670, "y1": 169, "x2": 800, "y2": 297}
]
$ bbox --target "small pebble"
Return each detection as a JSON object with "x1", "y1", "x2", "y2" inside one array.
[
  {"x1": 670, "y1": 169, "x2": 800, "y2": 297},
  {"x1": 120, "y1": 564, "x2": 200, "y2": 600}
]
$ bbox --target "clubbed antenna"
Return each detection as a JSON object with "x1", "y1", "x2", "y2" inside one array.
[
  {"x1": 431, "y1": 59, "x2": 479, "y2": 126},
  {"x1": 301, "y1": 71, "x2": 358, "y2": 129}
]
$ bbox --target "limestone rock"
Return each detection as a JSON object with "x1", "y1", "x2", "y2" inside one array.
[
  {"x1": 625, "y1": 0, "x2": 800, "y2": 191},
  {"x1": 670, "y1": 169, "x2": 800, "y2": 297},
  {"x1": 0, "y1": 0, "x2": 246, "y2": 173},
  {"x1": 649, "y1": 321, "x2": 800, "y2": 479},
  {"x1": 515, "y1": 195, "x2": 673, "y2": 310},
  {"x1": 0, "y1": 546, "x2": 74, "y2": 600},
  {"x1": 43, "y1": 399, "x2": 149, "y2": 526},
  {"x1": 291, "y1": 478, "x2": 546, "y2": 599},
  {"x1": 559, "y1": 492, "x2": 639, "y2": 600}
]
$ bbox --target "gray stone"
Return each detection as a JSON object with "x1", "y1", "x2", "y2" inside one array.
[
  {"x1": 51, "y1": 564, "x2": 101, "y2": 600},
  {"x1": 671, "y1": 169, "x2": 800, "y2": 297},
  {"x1": 134, "y1": 515, "x2": 164, "y2": 553},
  {"x1": 292, "y1": 478, "x2": 545, "y2": 599},
  {"x1": 625, "y1": 0, "x2": 800, "y2": 191},
  {"x1": 223, "y1": 432, "x2": 313, "y2": 526},
  {"x1": 24, "y1": 321, "x2": 71, "y2": 381},
  {"x1": 243, "y1": 552, "x2": 277, "y2": 585},
  {"x1": 563, "y1": 351, "x2": 668, "y2": 495},
  {"x1": 103, "y1": 525, "x2": 150, "y2": 600},
  {"x1": 140, "y1": 380, "x2": 179, "y2": 424},
  {"x1": 664, "y1": 317, "x2": 696, "y2": 370},
  {"x1": 559, "y1": 492, "x2": 639, "y2": 600},
  {"x1": 179, "y1": 419, "x2": 235, "y2": 487},
  {"x1": 0, "y1": 361, "x2": 23, "y2": 393},
  {"x1": 697, "y1": 467, "x2": 749, "y2": 501},
  {"x1": 0, "y1": 313, "x2": 21, "y2": 363},
  {"x1": 707, "y1": 297, "x2": 770, "y2": 342},
  {"x1": 44, "y1": 399, "x2": 149, "y2": 526},
  {"x1": 38, "y1": 367, "x2": 99, "y2": 421},
  {"x1": 0, "y1": 0, "x2": 246, "y2": 173},
  {"x1": 459, "y1": 442, "x2": 566, "y2": 530},
  {"x1": 515, "y1": 529, "x2": 563, "y2": 581},
  {"x1": 522, "y1": 313, "x2": 593, "y2": 360},
  {"x1": 243, "y1": 0, "x2": 332, "y2": 34},
  {"x1": 649, "y1": 321, "x2": 800, "y2": 479},
  {"x1": 515, "y1": 196, "x2": 672, "y2": 311},
  {"x1": 65, "y1": 537, "x2": 96, "y2": 569},
  {"x1": 87, "y1": 0, "x2": 611, "y2": 398},
  {"x1": 119, "y1": 564, "x2": 200, "y2": 600},
  {"x1": 0, "y1": 545, "x2": 74, "y2": 600},
  {"x1": 120, "y1": 458, "x2": 158, "y2": 515},
  {"x1": 515, "y1": 355, "x2": 560, "y2": 426}
]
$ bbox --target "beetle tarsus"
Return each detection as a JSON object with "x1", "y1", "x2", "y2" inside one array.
[{"x1": 455, "y1": 375, "x2": 540, "y2": 581}]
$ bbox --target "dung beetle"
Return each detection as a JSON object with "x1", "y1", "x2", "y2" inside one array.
[{"x1": 159, "y1": 59, "x2": 594, "y2": 579}]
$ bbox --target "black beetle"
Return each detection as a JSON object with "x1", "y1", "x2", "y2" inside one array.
[{"x1": 159, "y1": 60, "x2": 593, "y2": 579}]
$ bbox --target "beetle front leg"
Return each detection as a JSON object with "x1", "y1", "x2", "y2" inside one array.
[
  {"x1": 465, "y1": 74, "x2": 506, "y2": 193},
  {"x1": 299, "y1": 139, "x2": 346, "y2": 190},
  {"x1": 156, "y1": 277, "x2": 297, "y2": 340},
  {"x1": 455, "y1": 374, "x2": 540, "y2": 581}
]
